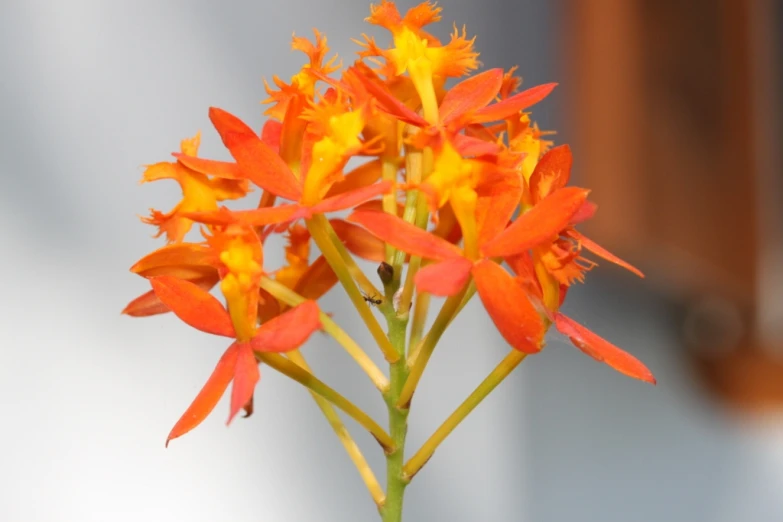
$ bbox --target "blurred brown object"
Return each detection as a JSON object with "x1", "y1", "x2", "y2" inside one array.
[{"x1": 563, "y1": 0, "x2": 783, "y2": 409}]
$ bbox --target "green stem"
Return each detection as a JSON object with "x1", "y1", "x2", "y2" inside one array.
[
  {"x1": 287, "y1": 350, "x2": 385, "y2": 507},
  {"x1": 399, "y1": 287, "x2": 468, "y2": 408},
  {"x1": 306, "y1": 215, "x2": 399, "y2": 363},
  {"x1": 256, "y1": 352, "x2": 394, "y2": 451},
  {"x1": 403, "y1": 350, "x2": 527, "y2": 479},
  {"x1": 380, "y1": 312, "x2": 410, "y2": 522}
]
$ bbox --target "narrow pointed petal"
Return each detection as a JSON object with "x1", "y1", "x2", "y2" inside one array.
[
  {"x1": 186, "y1": 204, "x2": 301, "y2": 227},
  {"x1": 208, "y1": 107, "x2": 303, "y2": 201},
  {"x1": 348, "y1": 210, "x2": 463, "y2": 261},
  {"x1": 122, "y1": 289, "x2": 171, "y2": 317},
  {"x1": 326, "y1": 159, "x2": 383, "y2": 198},
  {"x1": 476, "y1": 179, "x2": 522, "y2": 247},
  {"x1": 415, "y1": 257, "x2": 472, "y2": 296},
  {"x1": 166, "y1": 344, "x2": 238, "y2": 446},
  {"x1": 261, "y1": 119, "x2": 282, "y2": 152},
  {"x1": 250, "y1": 301, "x2": 322, "y2": 352},
  {"x1": 569, "y1": 200, "x2": 597, "y2": 225},
  {"x1": 529, "y1": 145, "x2": 573, "y2": 203},
  {"x1": 228, "y1": 343, "x2": 260, "y2": 424},
  {"x1": 124, "y1": 275, "x2": 220, "y2": 317},
  {"x1": 472, "y1": 259, "x2": 544, "y2": 353},
  {"x1": 471, "y1": 83, "x2": 557, "y2": 123},
  {"x1": 172, "y1": 153, "x2": 244, "y2": 180},
  {"x1": 451, "y1": 133, "x2": 501, "y2": 157},
  {"x1": 481, "y1": 187, "x2": 590, "y2": 258},
  {"x1": 351, "y1": 68, "x2": 428, "y2": 126},
  {"x1": 554, "y1": 314, "x2": 656, "y2": 384},
  {"x1": 150, "y1": 276, "x2": 234, "y2": 337},
  {"x1": 330, "y1": 219, "x2": 387, "y2": 262},
  {"x1": 440, "y1": 68, "x2": 504, "y2": 125},
  {"x1": 293, "y1": 256, "x2": 339, "y2": 301},
  {"x1": 568, "y1": 230, "x2": 645, "y2": 278},
  {"x1": 130, "y1": 243, "x2": 215, "y2": 278},
  {"x1": 308, "y1": 181, "x2": 393, "y2": 215}
]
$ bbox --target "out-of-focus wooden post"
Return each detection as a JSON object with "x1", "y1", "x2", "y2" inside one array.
[{"x1": 562, "y1": 0, "x2": 783, "y2": 409}]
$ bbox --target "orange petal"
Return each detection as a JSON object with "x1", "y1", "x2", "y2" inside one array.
[
  {"x1": 123, "y1": 275, "x2": 219, "y2": 317},
  {"x1": 208, "y1": 107, "x2": 302, "y2": 201},
  {"x1": 122, "y1": 289, "x2": 171, "y2": 317},
  {"x1": 529, "y1": 145, "x2": 572, "y2": 203},
  {"x1": 257, "y1": 288, "x2": 282, "y2": 324},
  {"x1": 451, "y1": 133, "x2": 501, "y2": 157},
  {"x1": 308, "y1": 181, "x2": 393, "y2": 215},
  {"x1": 326, "y1": 159, "x2": 384, "y2": 198},
  {"x1": 472, "y1": 259, "x2": 544, "y2": 353},
  {"x1": 293, "y1": 256, "x2": 339, "y2": 301},
  {"x1": 166, "y1": 343, "x2": 238, "y2": 446},
  {"x1": 261, "y1": 120, "x2": 282, "y2": 152},
  {"x1": 228, "y1": 343, "x2": 260, "y2": 424},
  {"x1": 150, "y1": 276, "x2": 234, "y2": 337},
  {"x1": 330, "y1": 219, "x2": 387, "y2": 262},
  {"x1": 250, "y1": 301, "x2": 322, "y2": 352},
  {"x1": 475, "y1": 180, "x2": 522, "y2": 247},
  {"x1": 172, "y1": 153, "x2": 244, "y2": 180},
  {"x1": 348, "y1": 210, "x2": 463, "y2": 261},
  {"x1": 351, "y1": 66, "x2": 428, "y2": 126},
  {"x1": 415, "y1": 257, "x2": 472, "y2": 296},
  {"x1": 481, "y1": 187, "x2": 590, "y2": 258},
  {"x1": 554, "y1": 313, "x2": 656, "y2": 384},
  {"x1": 569, "y1": 200, "x2": 597, "y2": 225},
  {"x1": 440, "y1": 68, "x2": 504, "y2": 125},
  {"x1": 130, "y1": 243, "x2": 215, "y2": 279},
  {"x1": 188, "y1": 204, "x2": 301, "y2": 227},
  {"x1": 568, "y1": 230, "x2": 644, "y2": 278},
  {"x1": 471, "y1": 83, "x2": 557, "y2": 123}
]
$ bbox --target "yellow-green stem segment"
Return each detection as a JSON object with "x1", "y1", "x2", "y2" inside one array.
[
  {"x1": 403, "y1": 350, "x2": 527, "y2": 480},
  {"x1": 380, "y1": 307, "x2": 410, "y2": 522},
  {"x1": 399, "y1": 287, "x2": 468, "y2": 408},
  {"x1": 286, "y1": 350, "x2": 385, "y2": 507},
  {"x1": 256, "y1": 352, "x2": 395, "y2": 451},
  {"x1": 306, "y1": 215, "x2": 399, "y2": 363},
  {"x1": 259, "y1": 277, "x2": 389, "y2": 392}
]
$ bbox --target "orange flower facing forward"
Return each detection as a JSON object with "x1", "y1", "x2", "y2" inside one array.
[
  {"x1": 174, "y1": 107, "x2": 393, "y2": 230},
  {"x1": 150, "y1": 224, "x2": 322, "y2": 445},
  {"x1": 140, "y1": 133, "x2": 250, "y2": 243}
]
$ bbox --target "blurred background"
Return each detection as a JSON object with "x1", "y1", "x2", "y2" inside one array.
[{"x1": 1, "y1": 0, "x2": 781, "y2": 520}]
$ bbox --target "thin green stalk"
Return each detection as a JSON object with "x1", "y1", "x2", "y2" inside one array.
[
  {"x1": 403, "y1": 350, "x2": 527, "y2": 479},
  {"x1": 287, "y1": 350, "x2": 384, "y2": 508},
  {"x1": 398, "y1": 287, "x2": 468, "y2": 408},
  {"x1": 306, "y1": 215, "x2": 399, "y2": 363},
  {"x1": 259, "y1": 276, "x2": 389, "y2": 392},
  {"x1": 380, "y1": 310, "x2": 410, "y2": 522},
  {"x1": 256, "y1": 352, "x2": 394, "y2": 451}
]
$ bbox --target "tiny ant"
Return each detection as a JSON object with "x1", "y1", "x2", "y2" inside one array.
[{"x1": 361, "y1": 291, "x2": 383, "y2": 306}]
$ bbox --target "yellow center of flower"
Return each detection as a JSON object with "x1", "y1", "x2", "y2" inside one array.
[
  {"x1": 219, "y1": 239, "x2": 262, "y2": 341},
  {"x1": 302, "y1": 111, "x2": 365, "y2": 205}
]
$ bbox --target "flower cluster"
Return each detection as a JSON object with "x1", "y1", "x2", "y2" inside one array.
[{"x1": 124, "y1": 0, "x2": 654, "y2": 458}]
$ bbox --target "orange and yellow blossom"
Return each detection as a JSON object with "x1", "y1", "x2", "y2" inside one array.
[
  {"x1": 149, "y1": 224, "x2": 322, "y2": 446},
  {"x1": 140, "y1": 133, "x2": 249, "y2": 243},
  {"x1": 124, "y1": 4, "x2": 655, "y2": 517}
]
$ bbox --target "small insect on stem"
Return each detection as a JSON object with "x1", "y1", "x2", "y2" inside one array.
[{"x1": 361, "y1": 290, "x2": 383, "y2": 306}]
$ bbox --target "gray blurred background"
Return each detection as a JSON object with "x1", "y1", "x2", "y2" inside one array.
[{"x1": 2, "y1": 0, "x2": 782, "y2": 521}]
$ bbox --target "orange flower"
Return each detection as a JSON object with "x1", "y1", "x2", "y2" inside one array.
[
  {"x1": 175, "y1": 107, "x2": 393, "y2": 229},
  {"x1": 140, "y1": 133, "x2": 250, "y2": 243},
  {"x1": 151, "y1": 275, "x2": 322, "y2": 446},
  {"x1": 348, "y1": 170, "x2": 655, "y2": 383}
]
